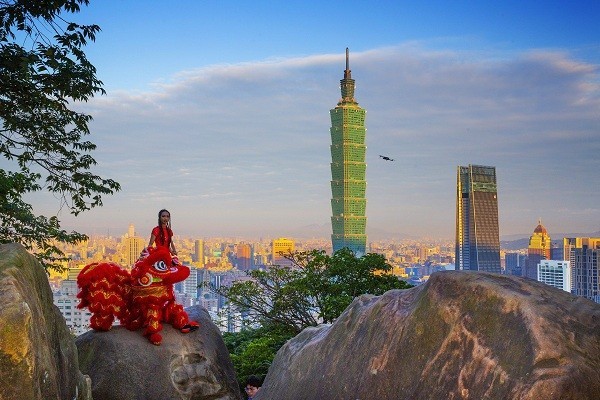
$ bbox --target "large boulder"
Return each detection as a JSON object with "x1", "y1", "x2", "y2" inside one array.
[
  {"x1": 0, "y1": 243, "x2": 92, "y2": 400},
  {"x1": 257, "y1": 271, "x2": 600, "y2": 400},
  {"x1": 76, "y1": 305, "x2": 241, "y2": 400}
]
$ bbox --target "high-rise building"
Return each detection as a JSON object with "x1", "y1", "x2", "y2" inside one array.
[
  {"x1": 272, "y1": 237, "x2": 295, "y2": 267},
  {"x1": 455, "y1": 164, "x2": 501, "y2": 273},
  {"x1": 505, "y1": 252, "x2": 522, "y2": 276},
  {"x1": 127, "y1": 223, "x2": 135, "y2": 238},
  {"x1": 194, "y1": 239, "x2": 205, "y2": 265},
  {"x1": 124, "y1": 235, "x2": 145, "y2": 266},
  {"x1": 330, "y1": 48, "x2": 367, "y2": 256},
  {"x1": 537, "y1": 260, "x2": 571, "y2": 292},
  {"x1": 181, "y1": 266, "x2": 198, "y2": 297},
  {"x1": 53, "y1": 266, "x2": 92, "y2": 336},
  {"x1": 236, "y1": 242, "x2": 253, "y2": 270},
  {"x1": 525, "y1": 220, "x2": 551, "y2": 280},
  {"x1": 564, "y1": 237, "x2": 600, "y2": 303}
]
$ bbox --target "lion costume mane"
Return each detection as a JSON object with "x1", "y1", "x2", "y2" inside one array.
[{"x1": 76, "y1": 246, "x2": 199, "y2": 345}]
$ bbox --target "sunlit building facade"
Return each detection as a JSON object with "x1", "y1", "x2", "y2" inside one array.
[
  {"x1": 525, "y1": 220, "x2": 551, "y2": 280},
  {"x1": 236, "y1": 242, "x2": 253, "y2": 270},
  {"x1": 124, "y1": 235, "x2": 145, "y2": 267},
  {"x1": 272, "y1": 237, "x2": 295, "y2": 267},
  {"x1": 194, "y1": 239, "x2": 205, "y2": 265},
  {"x1": 330, "y1": 48, "x2": 367, "y2": 255},
  {"x1": 455, "y1": 164, "x2": 501, "y2": 273}
]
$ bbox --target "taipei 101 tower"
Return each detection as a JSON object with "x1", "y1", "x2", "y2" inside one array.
[{"x1": 330, "y1": 48, "x2": 367, "y2": 255}]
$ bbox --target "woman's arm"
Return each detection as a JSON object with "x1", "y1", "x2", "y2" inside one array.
[{"x1": 148, "y1": 233, "x2": 156, "y2": 248}]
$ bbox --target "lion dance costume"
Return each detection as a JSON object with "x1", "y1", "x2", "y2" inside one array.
[{"x1": 77, "y1": 246, "x2": 199, "y2": 345}]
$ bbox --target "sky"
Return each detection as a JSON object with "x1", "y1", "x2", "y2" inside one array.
[{"x1": 16, "y1": 0, "x2": 600, "y2": 240}]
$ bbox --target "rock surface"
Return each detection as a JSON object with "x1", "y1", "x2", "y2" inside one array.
[
  {"x1": 0, "y1": 243, "x2": 92, "y2": 400},
  {"x1": 257, "y1": 271, "x2": 600, "y2": 400},
  {"x1": 76, "y1": 305, "x2": 241, "y2": 400}
]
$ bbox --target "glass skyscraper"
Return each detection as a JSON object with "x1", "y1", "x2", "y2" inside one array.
[
  {"x1": 455, "y1": 164, "x2": 501, "y2": 272},
  {"x1": 330, "y1": 48, "x2": 367, "y2": 255}
]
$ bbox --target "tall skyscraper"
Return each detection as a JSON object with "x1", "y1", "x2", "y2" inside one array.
[
  {"x1": 525, "y1": 220, "x2": 551, "y2": 280},
  {"x1": 330, "y1": 48, "x2": 367, "y2": 255},
  {"x1": 455, "y1": 164, "x2": 501, "y2": 273},
  {"x1": 194, "y1": 239, "x2": 205, "y2": 266},
  {"x1": 124, "y1": 224, "x2": 145, "y2": 267},
  {"x1": 236, "y1": 242, "x2": 253, "y2": 270}
]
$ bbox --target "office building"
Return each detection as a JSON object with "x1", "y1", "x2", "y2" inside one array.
[
  {"x1": 524, "y1": 221, "x2": 551, "y2": 280},
  {"x1": 181, "y1": 266, "x2": 198, "y2": 297},
  {"x1": 124, "y1": 235, "x2": 145, "y2": 266},
  {"x1": 455, "y1": 165, "x2": 501, "y2": 273},
  {"x1": 537, "y1": 260, "x2": 571, "y2": 292},
  {"x1": 194, "y1": 239, "x2": 205, "y2": 265},
  {"x1": 272, "y1": 237, "x2": 295, "y2": 267},
  {"x1": 236, "y1": 242, "x2": 253, "y2": 270},
  {"x1": 330, "y1": 48, "x2": 367, "y2": 256},
  {"x1": 505, "y1": 252, "x2": 523, "y2": 276},
  {"x1": 565, "y1": 237, "x2": 600, "y2": 303},
  {"x1": 53, "y1": 266, "x2": 92, "y2": 336}
]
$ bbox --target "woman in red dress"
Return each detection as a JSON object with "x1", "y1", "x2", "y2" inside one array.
[{"x1": 148, "y1": 209, "x2": 178, "y2": 255}]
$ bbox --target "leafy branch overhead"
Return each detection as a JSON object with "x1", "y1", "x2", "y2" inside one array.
[{"x1": 0, "y1": 0, "x2": 120, "y2": 269}]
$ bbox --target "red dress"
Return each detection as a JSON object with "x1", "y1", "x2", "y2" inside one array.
[{"x1": 151, "y1": 226, "x2": 173, "y2": 251}]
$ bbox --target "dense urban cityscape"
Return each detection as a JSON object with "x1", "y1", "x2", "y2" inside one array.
[{"x1": 50, "y1": 221, "x2": 599, "y2": 336}]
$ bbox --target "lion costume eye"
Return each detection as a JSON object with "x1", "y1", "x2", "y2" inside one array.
[{"x1": 153, "y1": 260, "x2": 168, "y2": 272}]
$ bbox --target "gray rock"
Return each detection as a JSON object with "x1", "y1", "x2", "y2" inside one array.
[
  {"x1": 0, "y1": 243, "x2": 92, "y2": 400},
  {"x1": 76, "y1": 306, "x2": 241, "y2": 400},
  {"x1": 257, "y1": 271, "x2": 600, "y2": 400}
]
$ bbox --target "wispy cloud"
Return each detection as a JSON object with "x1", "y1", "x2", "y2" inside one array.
[{"x1": 39, "y1": 45, "x2": 599, "y2": 238}]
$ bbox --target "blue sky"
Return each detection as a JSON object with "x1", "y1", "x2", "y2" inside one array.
[{"x1": 20, "y1": 1, "x2": 600, "y2": 240}]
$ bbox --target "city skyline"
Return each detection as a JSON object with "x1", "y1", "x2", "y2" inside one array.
[{"x1": 15, "y1": 1, "x2": 600, "y2": 240}]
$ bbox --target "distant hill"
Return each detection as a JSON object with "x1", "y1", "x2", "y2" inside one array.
[
  {"x1": 288, "y1": 223, "x2": 422, "y2": 241},
  {"x1": 288, "y1": 225, "x2": 600, "y2": 245},
  {"x1": 500, "y1": 238, "x2": 529, "y2": 251}
]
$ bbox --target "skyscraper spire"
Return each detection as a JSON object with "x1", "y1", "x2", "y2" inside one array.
[
  {"x1": 339, "y1": 47, "x2": 357, "y2": 106},
  {"x1": 344, "y1": 47, "x2": 351, "y2": 79}
]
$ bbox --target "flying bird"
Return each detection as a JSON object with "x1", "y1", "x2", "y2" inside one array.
[{"x1": 379, "y1": 155, "x2": 394, "y2": 161}]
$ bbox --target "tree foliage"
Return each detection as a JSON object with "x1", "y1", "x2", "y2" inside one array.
[
  {"x1": 222, "y1": 324, "x2": 295, "y2": 390},
  {"x1": 0, "y1": 0, "x2": 120, "y2": 268},
  {"x1": 214, "y1": 248, "x2": 413, "y2": 334}
]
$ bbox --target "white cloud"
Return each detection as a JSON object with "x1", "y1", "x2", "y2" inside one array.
[{"x1": 37, "y1": 45, "x2": 599, "y2": 238}]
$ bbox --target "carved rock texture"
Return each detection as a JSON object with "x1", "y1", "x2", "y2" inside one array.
[
  {"x1": 76, "y1": 306, "x2": 241, "y2": 400},
  {"x1": 257, "y1": 271, "x2": 600, "y2": 400},
  {"x1": 0, "y1": 243, "x2": 92, "y2": 400}
]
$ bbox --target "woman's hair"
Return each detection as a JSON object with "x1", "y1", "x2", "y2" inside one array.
[{"x1": 157, "y1": 209, "x2": 172, "y2": 245}]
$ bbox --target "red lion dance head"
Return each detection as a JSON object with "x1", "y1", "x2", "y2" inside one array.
[{"x1": 77, "y1": 247, "x2": 199, "y2": 345}]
